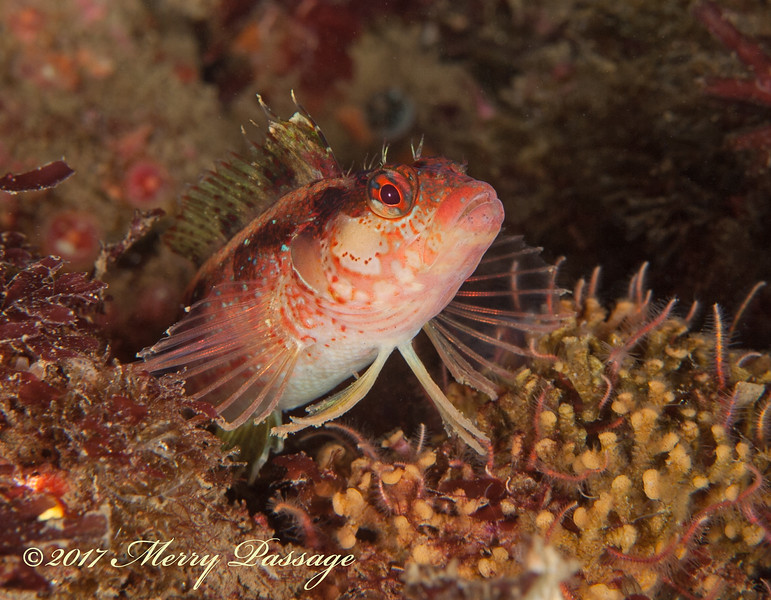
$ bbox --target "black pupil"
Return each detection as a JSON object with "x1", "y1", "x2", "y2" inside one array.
[{"x1": 380, "y1": 183, "x2": 401, "y2": 206}]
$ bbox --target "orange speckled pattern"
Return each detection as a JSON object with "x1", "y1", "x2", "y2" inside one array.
[{"x1": 141, "y1": 146, "x2": 504, "y2": 435}]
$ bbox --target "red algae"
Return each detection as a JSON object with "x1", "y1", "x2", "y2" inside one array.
[{"x1": 0, "y1": 233, "x2": 313, "y2": 598}]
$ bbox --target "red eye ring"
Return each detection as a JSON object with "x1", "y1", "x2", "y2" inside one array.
[{"x1": 366, "y1": 167, "x2": 417, "y2": 218}]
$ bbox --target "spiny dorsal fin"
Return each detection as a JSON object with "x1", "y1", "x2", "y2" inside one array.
[{"x1": 164, "y1": 94, "x2": 341, "y2": 265}]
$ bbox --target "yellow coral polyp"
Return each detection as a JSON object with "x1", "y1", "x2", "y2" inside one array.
[
  {"x1": 572, "y1": 506, "x2": 589, "y2": 529},
  {"x1": 536, "y1": 510, "x2": 556, "y2": 531},
  {"x1": 610, "y1": 399, "x2": 629, "y2": 414},
  {"x1": 735, "y1": 442, "x2": 751, "y2": 461},
  {"x1": 711, "y1": 425, "x2": 728, "y2": 444},
  {"x1": 680, "y1": 419, "x2": 699, "y2": 442},
  {"x1": 592, "y1": 492, "x2": 613, "y2": 521},
  {"x1": 586, "y1": 583, "x2": 623, "y2": 600},
  {"x1": 492, "y1": 547, "x2": 509, "y2": 562},
  {"x1": 724, "y1": 523, "x2": 739, "y2": 540},
  {"x1": 667, "y1": 443, "x2": 691, "y2": 474},
  {"x1": 332, "y1": 487, "x2": 365, "y2": 518},
  {"x1": 657, "y1": 431, "x2": 679, "y2": 453},
  {"x1": 630, "y1": 407, "x2": 659, "y2": 444},
  {"x1": 558, "y1": 402, "x2": 579, "y2": 437},
  {"x1": 500, "y1": 499, "x2": 517, "y2": 516},
  {"x1": 692, "y1": 475, "x2": 710, "y2": 489},
  {"x1": 579, "y1": 449, "x2": 604, "y2": 470},
  {"x1": 412, "y1": 499, "x2": 434, "y2": 522},
  {"x1": 411, "y1": 543, "x2": 442, "y2": 566},
  {"x1": 337, "y1": 524, "x2": 358, "y2": 549},
  {"x1": 729, "y1": 460, "x2": 748, "y2": 479},
  {"x1": 416, "y1": 450, "x2": 436, "y2": 469},
  {"x1": 477, "y1": 557, "x2": 497, "y2": 578},
  {"x1": 644, "y1": 359, "x2": 665, "y2": 376},
  {"x1": 458, "y1": 497, "x2": 486, "y2": 516},
  {"x1": 607, "y1": 524, "x2": 637, "y2": 553},
  {"x1": 710, "y1": 444, "x2": 733, "y2": 479},
  {"x1": 598, "y1": 431, "x2": 617, "y2": 450},
  {"x1": 540, "y1": 410, "x2": 557, "y2": 434},
  {"x1": 612, "y1": 392, "x2": 634, "y2": 415},
  {"x1": 634, "y1": 569, "x2": 659, "y2": 592},
  {"x1": 647, "y1": 378, "x2": 673, "y2": 405},
  {"x1": 535, "y1": 438, "x2": 558, "y2": 461},
  {"x1": 403, "y1": 463, "x2": 422, "y2": 481},
  {"x1": 743, "y1": 524, "x2": 766, "y2": 546},
  {"x1": 642, "y1": 469, "x2": 661, "y2": 500},
  {"x1": 724, "y1": 483, "x2": 740, "y2": 502},
  {"x1": 611, "y1": 474, "x2": 632, "y2": 494},
  {"x1": 380, "y1": 467, "x2": 404, "y2": 485}
]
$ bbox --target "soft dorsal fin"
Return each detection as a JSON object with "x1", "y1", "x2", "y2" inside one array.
[{"x1": 164, "y1": 94, "x2": 341, "y2": 265}]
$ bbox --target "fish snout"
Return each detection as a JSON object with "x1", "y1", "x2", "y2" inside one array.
[{"x1": 443, "y1": 181, "x2": 504, "y2": 235}]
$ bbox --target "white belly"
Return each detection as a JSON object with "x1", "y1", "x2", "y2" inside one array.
[{"x1": 277, "y1": 339, "x2": 380, "y2": 410}]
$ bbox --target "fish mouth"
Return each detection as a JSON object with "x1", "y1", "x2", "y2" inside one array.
[
  {"x1": 420, "y1": 182, "x2": 503, "y2": 269},
  {"x1": 453, "y1": 189, "x2": 504, "y2": 232}
]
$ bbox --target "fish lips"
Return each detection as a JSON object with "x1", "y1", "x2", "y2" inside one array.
[
  {"x1": 441, "y1": 182, "x2": 504, "y2": 238},
  {"x1": 420, "y1": 183, "x2": 503, "y2": 271}
]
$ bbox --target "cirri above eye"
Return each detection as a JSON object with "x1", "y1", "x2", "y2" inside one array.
[{"x1": 366, "y1": 166, "x2": 417, "y2": 218}]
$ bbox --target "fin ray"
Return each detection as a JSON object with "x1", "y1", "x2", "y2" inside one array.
[
  {"x1": 443, "y1": 301, "x2": 564, "y2": 332},
  {"x1": 428, "y1": 235, "x2": 569, "y2": 392},
  {"x1": 423, "y1": 320, "x2": 500, "y2": 398},
  {"x1": 425, "y1": 319, "x2": 515, "y2": 389},
  {"x1": 398, "y1": 342, "x2": 489, "y2": 454},
  {"x1": 218, "y1": 349, "x2": 299, "y2": 429},
  {"x1": 164, "y1": 99, "x2": 341, "y2": 265},
  {"x1": 139, "y1": 281, "x2": 299, "y2": 430}
]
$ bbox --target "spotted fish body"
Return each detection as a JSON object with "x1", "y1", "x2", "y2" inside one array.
[{"x1": 140, "y1": 97, "x2": 563, "y2": 454}]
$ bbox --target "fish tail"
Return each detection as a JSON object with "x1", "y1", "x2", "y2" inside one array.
[{"x1": 218, "y1": 410, "x2": 284, "y2": 483}]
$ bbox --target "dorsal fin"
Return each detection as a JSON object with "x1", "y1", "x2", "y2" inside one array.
[{"x1": 164, "y1": 94, "x2": 341, "y2": 265}]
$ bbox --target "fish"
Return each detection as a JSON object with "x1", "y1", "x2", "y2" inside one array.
[{"x1": 139, "y1": 94, "x2": 564, "y2": 457}]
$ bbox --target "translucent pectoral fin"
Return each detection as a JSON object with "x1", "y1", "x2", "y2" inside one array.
[
  {"x1": 138, "y1": 281, "x2": 300, "y2": 430},
  {"x1": 429, "y1": 235, "x2": 569, "y2": 394},
  {"x1": 398, "y1": 342, "x2": 489, "y2": 455},
  {"x1": 271, "y1": 348, "x2": 392, "y2": 438},
  {"x1": 423, "y1": 320, "x2": 501, "y2": 399}
]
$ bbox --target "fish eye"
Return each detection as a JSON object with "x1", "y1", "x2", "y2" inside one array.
[
  {"x1": 366, "y1": 167, "x2": 417, "y2": 219},
  {"x1": 379, "y1": 183, "x2": 401, "y2": 205}
]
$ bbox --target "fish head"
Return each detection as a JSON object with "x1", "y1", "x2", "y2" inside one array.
[
  {"x1": 399, "y1": 157, "x2": 504, "y2": 285},
  {"x1": 292, "y1": 157, "x2": 503, "y2": 328}
]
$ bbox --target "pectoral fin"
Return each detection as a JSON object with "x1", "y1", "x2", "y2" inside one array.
[
  {"x1": 138, "y1": 281, "x2": 300, "y2": 430},
  {"x1": 428, "y1": 235, "x2": 568, "y2": 395}
]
